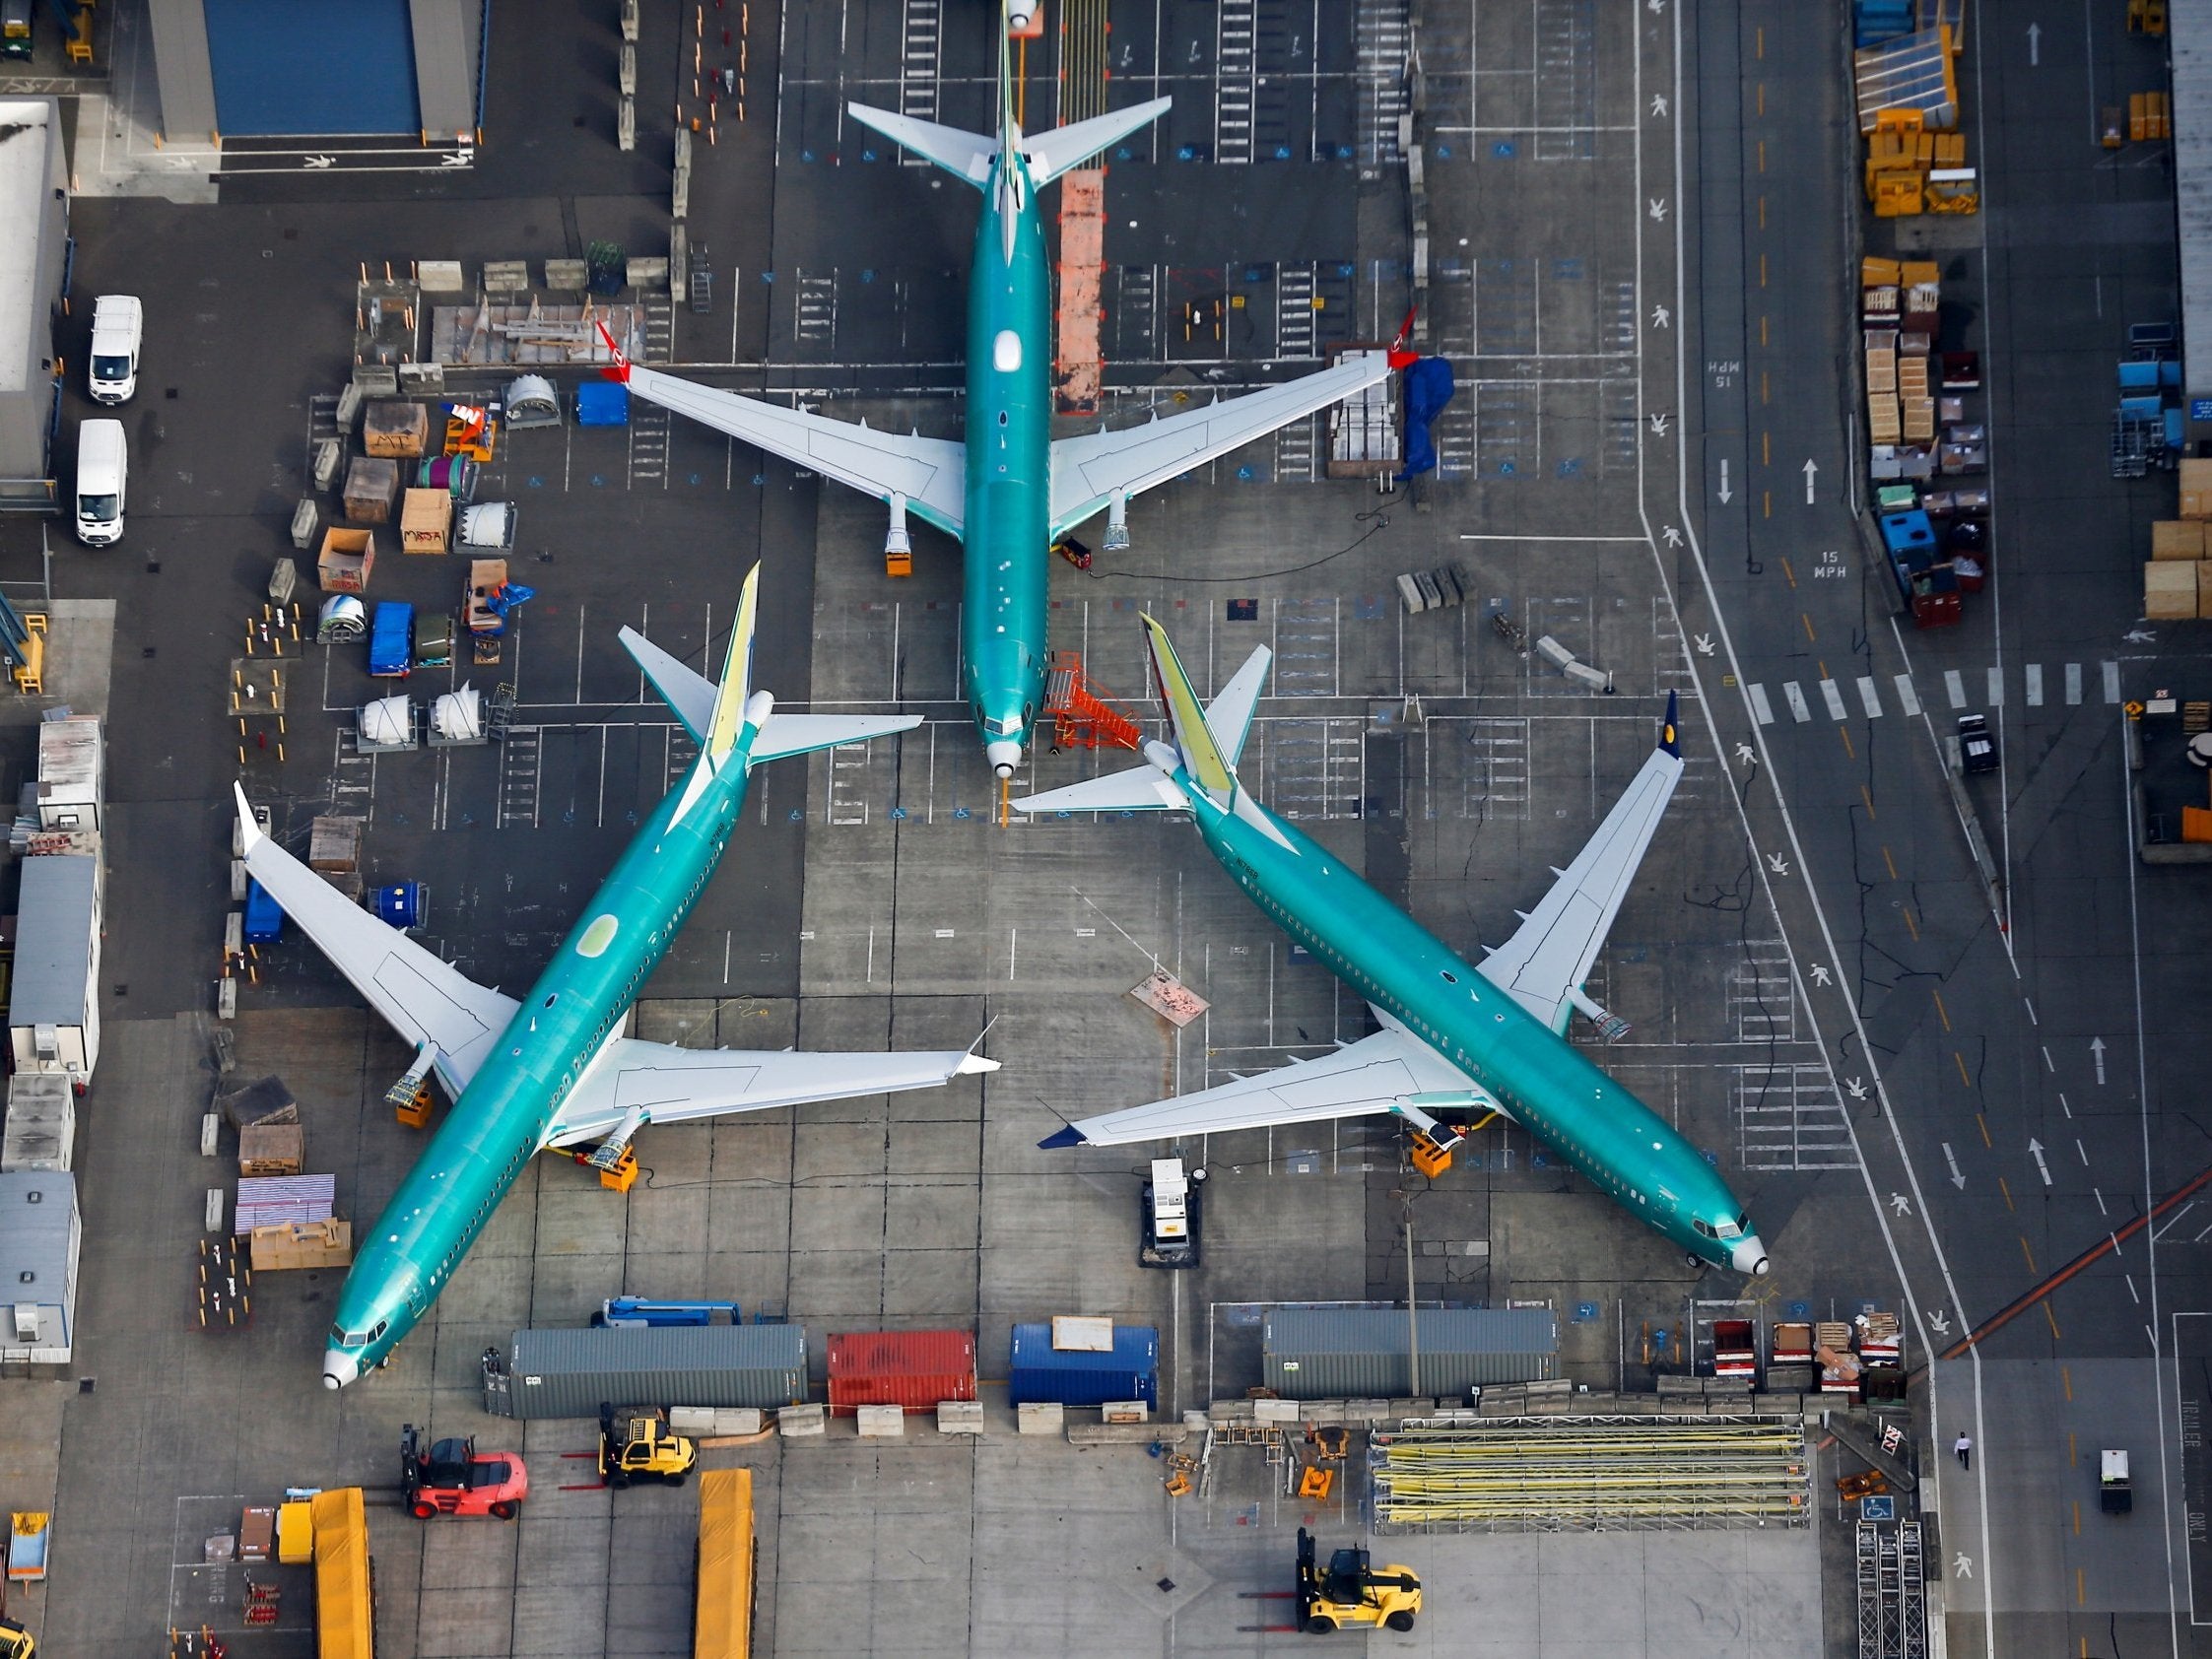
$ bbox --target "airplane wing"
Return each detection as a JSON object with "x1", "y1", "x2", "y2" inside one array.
[
  {"x1": 545, "y1": 1038, "x2": 996, "y2": 1147},
  {"x1": 235, "y1": 787, "x2": 516, "y2": 1094},
  {"x1": 619, "y1": 626, "x2": 917, "y2": 761},
  {"x1": 625, "y1": 363, "x2": 968, "y2": 539},
  {"x1": 1474, "y1": 742, "x2": 1685, "y2": 1032},
  {"x1": 1047, "y1": 353, "x2": 1394, "y2": 539},
  {"x1": 1039, "y1": 1025, "x2": 1487, "y2": 1147}
]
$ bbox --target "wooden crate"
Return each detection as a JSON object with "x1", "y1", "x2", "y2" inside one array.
[
  {"x1": 400, "y1": 488, "x2": 451, "y2": 554},
  {"x1": 343, "y1": 456, "x2": 401, "y2": 524},
  {"x1": 2145, "y1": 560, "x2": 2197, "y2": 620},
  {"x1": 238, "y1": 1122, "x2": 303, "y2": 1177},
  {"x1": 363, "y1": 400, "x2": 430, "y2": 459},
  {"x1": 249, "y1": 1219, "x2": 354, "y2": 1272},
  {"x1": 2153, "y1": 520, "x2": 2206, "y2": 560},
  {"x1": 1867, "y1": 394, "x2": 1902, "y2": 445},
  {"x1": 2182, "y1": 459, "x2": 2212, "y2": 520}
]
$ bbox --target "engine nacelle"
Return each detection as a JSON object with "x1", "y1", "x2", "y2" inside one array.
[
  {"x1": 886, "y1": 493, "x2": 912, "y2": 559},
  {"x1": 1104, "y1": 492, "x2": 1130, "y2": 553}
]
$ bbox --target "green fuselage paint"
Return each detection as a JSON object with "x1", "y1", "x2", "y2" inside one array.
[
  {"x1": 319, "y1": 732, "x2": 755, "y2": 1387},
  {"x1": 1178, "y1": 771, "x2": 1763, "y2": 1276}
]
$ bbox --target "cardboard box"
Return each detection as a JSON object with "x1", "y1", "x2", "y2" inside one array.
[
  {"x1": 2197, "y1": 559, "x2": 2212, "y2": 617},
  {"x1": 1899, "y1": 260, "x2": 1940, "y2": 288},
  {"x1": 2183, "y1": 459, "x2": 2212, "y2": 521},
  {"x1": 2153, "y1": 521, "x2": 2206, "y2": 561},
  {"x1": 2182, "y1": 806, "x2": 2212, "y2": 844},
  {"x1": 317, "y1": 527, "x2": 375, "y2": 593},
  {"x1": 2145, "y1": 560, "x2": 2197, "y2": 620},
  {"x1": 1859, "y1": 257, "x2": 1903, "y2": 289},
  {"x1": 342, "y1": 456, "x2": 401, "y2": 524},
  {"x1": 238, "y1": 1122, "x2": 303, "y2": 1177},
  {"x1": 400, "y1": 488, "x2": 451, "y2": 554},
  {"x1": 248, "y1": 1218, "x2": 354, "y2": 1272},
  {"x1": 363, "y1": 400, "x2": 430, "y2": 459},
  {"x1": 239, "y1": 1506, "x2": 275, "y2": 1562}
]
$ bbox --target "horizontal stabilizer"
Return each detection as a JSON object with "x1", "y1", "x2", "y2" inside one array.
[
  {"x1": 847, "y1": 102, "x2": 997, "y2": 185},
  {"x1": 1022, "y1": 98, "x2": 1173, "y2": 186},
  {"x1": 751, "y1": 712, "x2": 921, "y2": 763},
  {"x1": 621, "y1": 626, "x2": 713, "y2": 742},
  {"x1": 1015, "y1": 763, "x2": 1185, "y2": 816}
]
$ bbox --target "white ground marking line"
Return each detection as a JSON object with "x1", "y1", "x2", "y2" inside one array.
[
  {"x1": 1894, "y1": 674, "x2": 1921, "y2": 716},
  {"x1": 1945, "y1": 668, "x2": 1967, "y2": 708},
  {"x1": 1653, "y1": 6, "x2": 1983, "y2": 1641},
  {"x1": 1782, "y1": 681, "x2": 1811, "y2": 722},
  {"x1": 1748, "y1": 683, "x2": 1775, "y2": 725},
  {"x1": 1986, "y1": 664, "x2": 2004, "y2": 706},
  {"x1": 1820, "y1": 679, "x2": 1847, "y2": 721},
  {"x1": 2104, "y1": 661, "x2": 2122, "y2": 703},
  {"x1": 1857, "y1": 677, "x2": 1883, "y2": 717},
  {"x1": 2025, "y1": 663, "x2": 2044, "y2": 706},
  {"x1": 2065, "y1": 662, "x2": 2083, "y2": 704}
]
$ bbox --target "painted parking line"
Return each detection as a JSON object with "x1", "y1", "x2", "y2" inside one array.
[
  {"x1": 1857, "y1": 676, "x2": 1883, "y2": 717},
  {"x1": 1944, "y1": 669, "x2": 1967, "y2": 709},
  {"x1": 1748, "y1": 683, "x2": 1775, "y2": 725},
  {"x1": 1782, "y1": 681, "x2": 1811, "y2": 722},
  {"x1": 2025, "y1": 663, "x2": 2044, "y2": 707},
  {"x1": 1820, "y1": 679, "x2": 1847, "y2": 720},
  {"x1": 2104, "y1": 661, "x2": 2122, "y2": 703},
  {"x1": 1894, "y1": 674, "x2": 1921, "y2": 716},
  {"x1": 1986, "y1": 665, "x2": 2004, "y2": 706}
]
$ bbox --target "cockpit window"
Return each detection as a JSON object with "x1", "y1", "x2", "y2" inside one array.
[
  {"x1": 981, "y1": 714, "x2": 1020, "y2": 737},
  {"x1": 329, "y1": 1320, "x2": 387, "y2": 1347},
  {"x1": 1692, "y1": 1219, "x2": 1715, "y2": 1238},
  {"x1": 1714, "y1": 1215, "x2": 1746, "y2": 1240}
]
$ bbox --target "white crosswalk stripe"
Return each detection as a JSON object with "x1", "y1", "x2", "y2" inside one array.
[
  {"x1": 1857, "y1": 677, "x2": 1883, "y2": 717},
  {"x1": 1748, "y1": 684, "x2": 1775, "y2": 725},
  {"x1": 1944, "y1": 669, "x2": 1967, "y2": 709},
  {"x1": 1895, "y1": 674, "x2": 1920, "y2": 716},
  {"x1": 2066, "y1": 663, "x2": 2083, "y2": 705},
  {"x1": 2104, "y1": 661, "x2": 2122, "y2": 703},
  {"x1": 1986, "y1": 666, "x2": 2004, "y2": 706},
  {"x1": 2025, "y1": 664, "x2": 2044, "y2": 706},
  {"x1": 1820, "y1": 679, "x2": 1847, "y2": 720},
  {"x1": 1783, "y1": 682, "x2": 1811, "y2": 722}
]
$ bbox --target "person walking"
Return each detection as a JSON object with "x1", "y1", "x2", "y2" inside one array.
[{"x1": 1954, "y1": 1431, "x2": 1972, "y2": 1471}]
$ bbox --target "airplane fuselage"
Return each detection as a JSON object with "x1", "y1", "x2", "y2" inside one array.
[
  {"x1": 962, "y1": 149, "x2": 1055, "y2": 775},
  {"x1": 321, "y1": 743, "x2": 752, "y2": 1387},
  {"x1": 1181, "y1": 778, "x2": 1762, "y2": 1275}
]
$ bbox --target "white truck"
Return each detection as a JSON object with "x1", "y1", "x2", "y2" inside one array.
[
  {"x1": 87, "y1": 295, "x2": 142, "y2": 405},
  {"x1": 1140, "y1": 1156, "x2": 1205, "y2": 1269}
]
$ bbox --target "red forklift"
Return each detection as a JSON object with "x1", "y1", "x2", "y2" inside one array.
[{"x1": 401, "y1": 1425, "x2": 529, "y2": 1519}]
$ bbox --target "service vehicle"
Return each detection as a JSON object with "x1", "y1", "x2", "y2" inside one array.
[
  {"x1": 598, "y1": 1403, "x2": 698, "y2": 1488},
  {"x1": 87, "y1": 296, "x2": 143, "y2": 405},
  {"x1": 1296, "y1": 1528, "x2": 1421, "y2": 1633},
  {"x1": 400, "y1": 1425, "x2": 528, "y2": 1519},
  {"x1": 591, "y1": 1296, "x2": 741, "y2": 1327},
  {"x1": 1, "y1": 0, "x2": 32, "y2": 62},
  {"x1": 2102, "y1": 1448, "x2": 2133, "y2": 1514},
  {"x1": 0, "y1": 1614, "x2": 32, "y2": 1657},
  {"x1": 74, "y1": 419, "x2": 126, "y2": 546},
  {"x1": 1139, "y1": 1156, "x2": 1205, "y2": 1269}
]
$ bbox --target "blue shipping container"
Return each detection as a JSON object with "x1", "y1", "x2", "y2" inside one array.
[
  {"x1": 242, "y1": 878, "x2": 284, "y2": 945},
  {"x1": 368, "y1": 603, "x2": 414, "y2": 677},
  {"x1": 576, "y1": 382, "x2": 629, "y2": 427},
  {"x1": 1008, "y1": 1323, "x2": 1159, "y2": 1407}
]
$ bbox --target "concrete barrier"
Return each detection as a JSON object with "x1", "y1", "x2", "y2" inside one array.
[
  {"x1": 1016, "y1": 1402, "x2": 1062, "y2": 1436},
  {"x1": 937, "y1": 1401, "x2": 984, "y2": 1435},
  {"x1": 777, "y1": 1404, "x2": 826, "y2": 1438},
  {"x1": 856, "y1": 1405, "x2": 905, "y2": 1438}
]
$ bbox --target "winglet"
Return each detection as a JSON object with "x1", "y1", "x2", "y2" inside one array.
[
  {"x1": 1660, "y1": 690, "x2": 1681, "y2": 758},
  {"x1": 594, "y1": 319, "x2": 632, "y2": 383},
  {"x1": 1039, "y1": 1125, "x2": 1088, "y2": 1150},
  {"x1": 1386, "y1": 303, "x2": 1422, "y2": 371},
  {"x1": 233, "y1": 783, "x2": 263, "y2": 853}
]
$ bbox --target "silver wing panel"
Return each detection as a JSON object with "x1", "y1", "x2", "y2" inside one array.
[
  {"x1": 1474, "y1": 745, "x2": 1684, "y2": 1030},
  {"x1": 626, "y1": 364, "x2": 968, "y2": 538},
  {"x1": 1050, "y1": 1026, "x2": 1476, "y2": 1145},
  {"x1": 1047, "y1": 354, "x2": 1392, "y2": 538},
  {"x1": 547, "y1": 1039, "x2": 995, "y2": 1147}
]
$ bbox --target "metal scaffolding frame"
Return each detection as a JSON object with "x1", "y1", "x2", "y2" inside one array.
[{"x1": 1856, "y1": 1522, "x2": 1881, "y2": 1658}]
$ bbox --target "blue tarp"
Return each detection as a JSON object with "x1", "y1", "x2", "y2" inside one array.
[
  {"x1": 204, "y1": 0, "x2": 420, "y2": 137},
  {"x1": 576, "y1": 382, "x2": 630, "y2": 427},
  {"x1": 368, "y1": 603, "x2": 414, "y2": 676},
  {"x1": 1396, "y1": 357, "x2": 1457, "y2": 482}
]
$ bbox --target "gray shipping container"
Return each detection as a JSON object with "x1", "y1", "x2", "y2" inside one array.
[
  {"x1": 1264, "y1": 1307, "x2": 1558, "y2": 1399},
  {"x1": 483, "y1": 1324, "x2": 808, "y2": 1420}
]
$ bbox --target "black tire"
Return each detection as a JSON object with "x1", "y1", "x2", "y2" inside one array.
[
  {"x1": 665, "y1": 1470, "x2": 690, "y2": 1488},
  {"x1": 1305, "y1": 1617, "x2": 1336, "y2": 1634},
  {"x1": 609, "y1": 1471, "x2": 629, "y2": 1491},
  {"x1": 490, "y1": 1500, "x2": 518, "y2": 1520},
  {"x1": 411, "y1": 1501, "x2": 436, "y2": 1519},
  {"x1": 1385, "y1": 1611, "x2": 1416, "y2": 1631}
]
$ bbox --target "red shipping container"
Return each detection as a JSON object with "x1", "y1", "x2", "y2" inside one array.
[{"x1": 827, "y1": 1329, "x2": 977, "y2": 1415}]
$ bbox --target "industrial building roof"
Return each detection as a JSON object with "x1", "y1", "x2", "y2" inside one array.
[
  {"x1": 0, "y1": 101, "x2": 60, "y2": 397},
  {"x1": 11, "y1": 856, "x2": 97, "y2": 1028},
  {"x1": 0, "y1": 1172, "x2": 76, "y2": 1306},
  {"x1": 2178, "y1": 4, "x2": 2212, "y2": 404}
]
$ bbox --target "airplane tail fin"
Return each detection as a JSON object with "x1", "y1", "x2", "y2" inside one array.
[
  {"x1": 1143, "y1": 615, "x2": 1240, "y2": 808},
  {"x1": 1659, "y1": 689, "x2": 1681, "y2": 758},
  {"x1": 702, "y1": 563, "x2": 763, "y2": 766},
  {"x1": 847, "y1": 103, "x2": 998, "y2": 188},
  {"x1": 594, "y1": 319, "x2": 632, "y2": 383}
]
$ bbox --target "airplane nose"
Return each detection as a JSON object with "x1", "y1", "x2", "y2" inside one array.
[
  {"x1": 986, "y1": 740, "x2": 1022, "y2": 778},
  {"x1": 323, "y1": 1350, "x2": 361, "y2": 1390},
  {"x1": 1730, "y1": 1237, "x2": 1770, "y2": 1277}
]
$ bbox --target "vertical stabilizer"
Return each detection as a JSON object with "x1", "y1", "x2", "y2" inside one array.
[
  {"x1": 1141, "y1": 615, "x2": 1238, "y2": 806},
  {"x1": 704, "y1": 563, "x2": 762, "y2": 764}
]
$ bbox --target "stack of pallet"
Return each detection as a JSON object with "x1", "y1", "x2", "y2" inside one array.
[
  {"x1": 1862, "y1": 260, "x2": 1940, "y2": 456},
  {"x1": 2144, "y1": 465, "x2": 2212, "y2": 620},
  {"x1": 2129, "y1": 92, "x2": 2173, "y2": 142},
  {"x1": 1853, "y1": 23, "x2": 1977, "y2": 217}
]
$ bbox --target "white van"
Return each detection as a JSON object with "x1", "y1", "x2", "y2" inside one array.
[
  {"x1": 87, "y1": 296, "x2": 142, "y2": 405},
  {"x1": 74, "y1": 421, "x2": 126, "y2": 547}
]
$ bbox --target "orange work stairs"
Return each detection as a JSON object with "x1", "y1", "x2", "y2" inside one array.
[{"x1": 1044, "y1": 652, "x2": 1144, "y2": 752}]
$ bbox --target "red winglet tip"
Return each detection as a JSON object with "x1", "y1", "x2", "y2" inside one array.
[{"x1": 1386, "y1": 347, "x2": 1420, "y2": 371}]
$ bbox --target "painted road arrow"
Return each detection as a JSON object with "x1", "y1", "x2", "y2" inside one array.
[
  {"x1": 2029, "y1": 1138, "x2": 2051, "y2": 1186},
  {"x1": 2091, "y1": 1036, "x2": 2107, "y2": 1084},
  {"x1": 1717, "y1": 459, "x2": 1732, "y2": 504},
  {"x1": 1802, "y1": 459, "x2": 1818, "y2": 504},
  {"x1": 2027, "y1": 22, "x2": 2042, "y2": 66},
  {"x1": 1943, "y1": 1143, "x2": 1965, "y2": 1189}
]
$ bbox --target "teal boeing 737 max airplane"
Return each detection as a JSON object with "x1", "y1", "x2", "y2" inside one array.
[
  {"x1": 1016, "y1": 621, "x2": 1769, "y2": 1279},
  {"x1": 596, "y1": 11, "x2": 1407, "y2": 780},
  {"x1": 239, "y1": 567, "x2": 995, "y2": 1388}
]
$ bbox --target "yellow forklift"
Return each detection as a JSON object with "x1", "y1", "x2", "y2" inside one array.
[
  {"x1": 1296, "y1": 1527, "x2": 1421, "y2": 1633},
  {"x1": 0, "y1": 1616, "x2": 31, "y2": 1657},
  {"x1": 597, "y1": 1404, "x2": 699, "y2": 1489}
]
